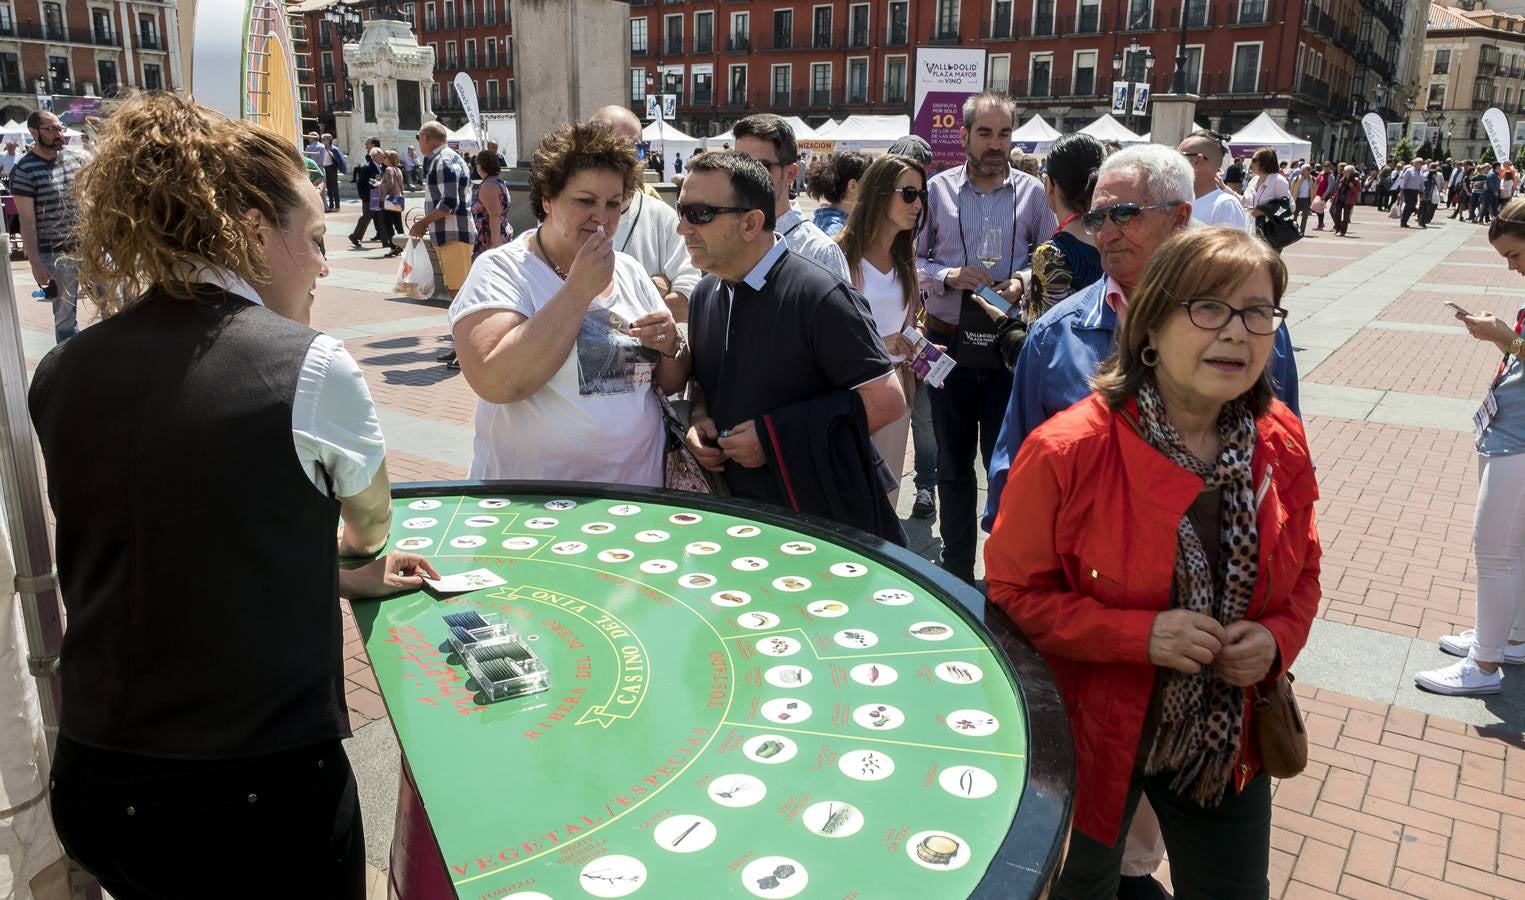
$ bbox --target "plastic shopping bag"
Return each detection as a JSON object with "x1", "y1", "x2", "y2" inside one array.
[{"x1": 394, "y1": 238, "x2": 435, "y2": 300}]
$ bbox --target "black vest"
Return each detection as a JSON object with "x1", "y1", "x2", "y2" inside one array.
[{"x1": 29, "y1": 288, "x2": 346, "y2": 758}]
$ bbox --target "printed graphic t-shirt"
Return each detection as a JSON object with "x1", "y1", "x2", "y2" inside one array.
[{"x1": 449, "y1": 234, "x2": 667, "y2": 486}]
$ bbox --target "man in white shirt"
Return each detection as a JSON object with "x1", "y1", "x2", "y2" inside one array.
[
  {"x1": 1177, "y1": 130, "x2": 1252, "y2": 232},
  {"x1": 0, "y1": 140, "x2": 22, "y2": 177},
  {"x1": 590, "y1": 105, "x2": 703, "y2": 321},
  {"x1": 732, "y1": 113, "x2": 852, "y2": 282}
]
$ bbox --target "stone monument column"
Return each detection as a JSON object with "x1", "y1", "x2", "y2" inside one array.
[
  {"x1": 506, "y1": 0, "x2": 630, "y2": 234},
  {"x1": 341, "y1": 14, "x2": 436, "y2": 160}
]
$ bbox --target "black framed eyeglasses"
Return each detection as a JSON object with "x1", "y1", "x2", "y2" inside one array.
[
  {"x1": 675, "y1": 202, "x2": 754, "y2": 225},
  {"x1": 1177, "y1": 299, "x2": 1287, "y2": 336},
  {"x1": 1080, "y1": 202, "x2": 1182, "y2": 234},
  {"x1": 1180, "y1": 150, "x2": 1208, "y2": 163},
  {"x1": 896, "y1": 186, "x2": 928, "y2": 205}
]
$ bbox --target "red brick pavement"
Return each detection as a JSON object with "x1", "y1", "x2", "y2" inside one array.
[{"x1": 1309, "y1": 330, "x2": 1497, "y2": 399}]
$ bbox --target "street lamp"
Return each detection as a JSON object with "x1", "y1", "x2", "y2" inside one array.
[
  {"x1": 1171, "y1": 2, "x2": 1190, "y2": 95},
  {"x1": 324, "y1": 2, "x2": 365, "y2": 42},
  {"x1": 646, "y1": 58, "x2": 666, "y2": 175}
]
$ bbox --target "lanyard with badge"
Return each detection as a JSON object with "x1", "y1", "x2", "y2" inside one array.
[
  {"x1": 953, "y1": 179, "x2": 1022, "y2": 369},
  {"x1": 1475, "y1": 306, "x2": 1525, "y2": 436}
]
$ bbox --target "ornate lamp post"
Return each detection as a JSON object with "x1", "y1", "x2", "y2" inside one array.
[{"x1": 1109, "y1": 36, "x2": 1154, "y2": 133}]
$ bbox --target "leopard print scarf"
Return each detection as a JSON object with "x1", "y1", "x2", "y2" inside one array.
[{"x1": 1135, "y1": 378, "x2": 1260, "y2": 806}]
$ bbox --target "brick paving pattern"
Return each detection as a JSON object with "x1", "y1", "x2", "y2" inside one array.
[{"x1": 12, "y1": 199, "x2": 1524, "y2": 898}]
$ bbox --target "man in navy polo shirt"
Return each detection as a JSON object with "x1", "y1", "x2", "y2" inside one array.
[{"x1": 679, "y1": 150, "x2": 903, "y2": 515}]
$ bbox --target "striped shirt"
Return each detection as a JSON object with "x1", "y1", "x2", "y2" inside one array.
[
  {"x1": 423, "y1": 145, "x2": 475, "y2": 247},
  {"x1": 11, "y1": 148, "x2": 88, "y2": 253}
]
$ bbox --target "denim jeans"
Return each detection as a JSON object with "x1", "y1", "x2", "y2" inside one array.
[
  {"x1": 39, "y1": 250, "x2": 79, "y2": 343},
  {"x1": 911, "y1": 379, "x2": 937, "y2": 491}
]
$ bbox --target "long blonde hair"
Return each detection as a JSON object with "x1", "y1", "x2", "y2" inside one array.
[{"x1": 73, "y1": 91, "x2": 307, "y2": 314}]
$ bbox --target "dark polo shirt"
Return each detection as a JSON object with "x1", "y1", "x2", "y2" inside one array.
[{"x1": 689, "y1": 240, "x2": 892, "y2": 502}]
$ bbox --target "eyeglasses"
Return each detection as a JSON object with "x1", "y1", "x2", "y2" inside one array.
[
  {"x1": 36, "y1": 125, "x2": 63, "y2": 133},
  {"x1": 1080, "y1": 202, "x2": 1182, "y2": 234},
  {"x1": 896, "y1": 186, "x2": 928, "y2": 205},
  {"x1": 675, "y1": 202, "x2": 754, "y2": 225},
  {"x1": 752, "y1": 158, "x2": 788, "y2": 173},
  {"x1": 1176, "y1": 299, "x2": 1286, "y2": 336},
  {"x1": 1180, "y1": 151, "x2": 1208, "y2": 163}
]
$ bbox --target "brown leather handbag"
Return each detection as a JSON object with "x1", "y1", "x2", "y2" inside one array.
[{"x1": 1253, "y1": 672, "x2": 1308, "y2": 778}]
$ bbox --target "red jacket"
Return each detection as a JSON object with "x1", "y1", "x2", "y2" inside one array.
[{"x1": 985, "y1": 394, "x2": 1320, "y2": 846}]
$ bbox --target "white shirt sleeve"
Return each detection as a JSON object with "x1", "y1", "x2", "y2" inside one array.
[{"x1": 291, "y1": 335, "x2": 388, "y2": 497}]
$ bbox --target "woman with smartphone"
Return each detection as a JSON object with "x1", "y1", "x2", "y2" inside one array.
[
  {"x1": 835, "y1": 153, "x2": 929, "y2": 506},
  {"x1": 1418, "y1": 198, "x2": 1525, "y2": 695}
]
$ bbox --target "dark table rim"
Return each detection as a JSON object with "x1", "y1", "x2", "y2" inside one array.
[{"x1": 391, "y1": 479, "x2": 1074, "y2": 898}]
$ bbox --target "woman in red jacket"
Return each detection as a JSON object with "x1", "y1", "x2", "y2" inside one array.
[{"x1": 986, "y1": 226, "x2": 1320, "y2": 899}]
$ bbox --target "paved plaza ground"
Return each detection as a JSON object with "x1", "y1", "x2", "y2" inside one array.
[{"x1": 11, "y1": 198, "x2": 1525, "y2": 899}]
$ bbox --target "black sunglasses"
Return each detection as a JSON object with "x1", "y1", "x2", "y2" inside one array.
[
  {"x1": 896, "y1": 186, "x2": 928, "y2": 205},
  {"x1": 1080, "y1": 202, "x2": 1182, "y2": 234},
  {"x1": 675, "y1": 202, "x2": 754, "y2": 225}
]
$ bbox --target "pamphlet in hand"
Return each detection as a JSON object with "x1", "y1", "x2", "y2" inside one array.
[{"x1": 902, "y1": 326, "x2": 956, "y2": 389}]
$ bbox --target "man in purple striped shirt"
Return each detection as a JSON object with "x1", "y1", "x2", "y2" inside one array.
[{"x1": 915, "y1": 91, "x2": 1056, "y2": 584}]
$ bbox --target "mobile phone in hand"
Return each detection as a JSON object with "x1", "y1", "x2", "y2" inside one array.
[{"x1": 1443, "y1": 300, "x2": 1471, "y2": 317}]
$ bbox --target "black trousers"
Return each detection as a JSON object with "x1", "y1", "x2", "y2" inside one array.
[
  {"x1": 926, "y1": 327, "x2": 1012, "y2": 583},
  {"x1": 323, "y1": 165, "x2": 340, "y2": 210},
  {"x1": 1399, "y1": 188, "x2": 1420, "y2": 225},
  {"x1": 1054, "y1": 766, "x2": 1272, "y2": 900},
  {"x1": 50, "y1": 736, "x2": 365, "y2": 900},
  {"x1": 350, "y1": 186, "x2": 381, "y2": 242}
]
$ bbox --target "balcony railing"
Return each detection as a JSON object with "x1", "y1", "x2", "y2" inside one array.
[
  {"x1": 768, "y1": 30, "x2": 792, "y2": 50},
  {"x1": 726, "y1": 35, "x2": 750, "y2": 52},
  {"x1": 985, "y1": 17, "x2": 1013, "y2": 40},
  {"x1": 1168, "y1": 3, "x2": 1216, "y2": 28},
  {"x1": 631, "y1": 43, "x2": 648, "y2": 56},
  {"x1": 694, "y1": 35, "x2": 713, "y2": 53},
  {"x1": 139, "y1": 35, "x2": 161, "y2": 50},
  {"x1": 465, "y1": 52, "x2": 477, "y2": 68},
  {"x1": 1295, "y1": 75, "x2": 1330, "y2": 105},
  {"x1": 995, "y1": 74, "x2": 1104, "y2": 100},
  {"x1": 321, "y1": 66, "x2": 335, "y2": 80},
  {"x1": 887, "y1": 22, "x2": 909, "y2": 45},
  {"x1": 849, "y1": 26, "x2": 869, "y2": 47},
  {"x1": 19, "y1": 21, "x2": 121, "y2": 46},
  {"x1": 664, "y1": 39, "x2": 683, "y2": 56},
  {"x1": 0, "y1": 77, "x2": 23, "y2": 94}
]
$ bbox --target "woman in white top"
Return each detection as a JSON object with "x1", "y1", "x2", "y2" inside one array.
[
  {"x1": 449, "y1": 123, "x2": 687, "y2": 486},
  {"x1": 834, "y1": 154, "x2": 928, "y2": 506},
  {"x1": 1244, "y1": 146, "x2": 1290, "y2": 218}
]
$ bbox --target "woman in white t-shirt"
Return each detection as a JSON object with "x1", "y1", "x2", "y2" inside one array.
[
  {"x1": 449, "y1": 123, "x2": 687, "y2": 486},
  {"x1": 834, "y1": 154, "x2": 928, "y2": 505}
]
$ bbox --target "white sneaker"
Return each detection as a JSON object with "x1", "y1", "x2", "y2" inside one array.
[
  {"x1": 1438, "y1": 629, "x2": 1525, "y2": 664},
  {"x1": 1415, "y1": 656, "x2": 1503, "y2": 695}
]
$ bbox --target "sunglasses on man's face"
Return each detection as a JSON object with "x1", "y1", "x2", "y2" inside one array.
[
  {"x1": 675, "y1": 202, "x2": 753, "y2": 225},
  {"x1": 896, "y1": 186, "x2": 928, "y2": 205},
  {"x1": 1080, "y1": 202, "x2": 1182, "y2": 235}
]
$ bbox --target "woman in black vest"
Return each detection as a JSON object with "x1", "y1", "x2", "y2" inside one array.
[{"x1": 29, "y1": 92, "x2": 436, "y2": 899}]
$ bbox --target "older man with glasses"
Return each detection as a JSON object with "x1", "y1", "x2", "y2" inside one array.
[{"x1": 986, "y1": 144, "x2": 1302, "y2": 529}]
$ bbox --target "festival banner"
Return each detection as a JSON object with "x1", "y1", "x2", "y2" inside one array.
[
  {"x1": 1111, "y1": 83, "x2": 1129, "y2": 114},
  {"x1": 1482, "y1": 107, "x2": 1511, "y2": 163},
  {"x1": 912, "y1": 48, "x2": 987, "y2": 171},
  {"x1": 453, "y1": 72, "x2": 484, "y2": 142},
  {"x1": 1131, "y1": 83, "x2": 1150, "y2": 115},
  {"x1": 1360, "y1": 112, "x2": 1388, "y2": 169}
]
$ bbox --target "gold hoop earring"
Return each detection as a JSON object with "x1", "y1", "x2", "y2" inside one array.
[{"x1": 1140, "y1": 346, "x2": 1160, "y2": 367}]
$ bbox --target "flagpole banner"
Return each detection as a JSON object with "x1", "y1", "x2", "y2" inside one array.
[
  {"x1": 1361, "y1": 112, "x2": 1388, "y2": 169},
  {"x1": 1132, "y1": 83, "x2": 1150, "y2": 115},
  {"x1": 1482, "y1": 107, "x2": 1511, "y2": 163},
  {"x1": 453, "y1": 72, "x2": 483, "y2": 140},
  {"x1": 912, "y1": 48, "x2": 987, "y2": 170},
  {"x1": 1111, "y1": 83, "x2": 1128, "y2": 114}
]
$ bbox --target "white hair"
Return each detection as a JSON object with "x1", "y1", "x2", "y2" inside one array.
[{"x1": 1096, "y1": 144, "x2": 1194, "y2": 205}]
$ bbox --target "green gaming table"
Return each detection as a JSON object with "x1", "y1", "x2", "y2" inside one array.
[{"x1": 352, "y1": 482, "x2": 1073, "y2": 900}]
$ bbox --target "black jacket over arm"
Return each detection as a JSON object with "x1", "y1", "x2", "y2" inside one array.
[{"x1": 756, "y1": 389, "x2": 907, "y2": 547}]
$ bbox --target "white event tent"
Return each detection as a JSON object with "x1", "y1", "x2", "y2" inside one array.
[
  {"x1": 1078, "y1": 114, "x2": 1145, "y2": 145},
  {"x1": 1011, "y1": 114, "x2": 1062, "y2": 154},
  {"x1": 643, "y1": 119, "x2": 703, "y2": 180},
  {"x1": 705, "y1": 115, "x2": 818, "y2": 148},
  {"x1": 814, "y1": 118, "x2": 841, "y2": 136},
  {"x1": 1227, "y1": 112, "x2": 1312, "y2": 162},
  {"x1": 0, "y1": 119, "x2": 27, "y2": 143},
  {"x1": 825, "y1": 114, "x2": 911, "y2": 152},
  {"x1": 1138, "y1": 121, "x2": 1210, "y2": 143}
]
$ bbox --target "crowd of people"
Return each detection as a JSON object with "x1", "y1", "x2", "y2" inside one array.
[{"x1": 17, "y1": 84, "x2": 1525, "y2": 900}]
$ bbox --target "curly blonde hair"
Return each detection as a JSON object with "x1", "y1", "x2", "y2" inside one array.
[{"x1": 73, "y1": 91, "x2": 307, "y2": 314}]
